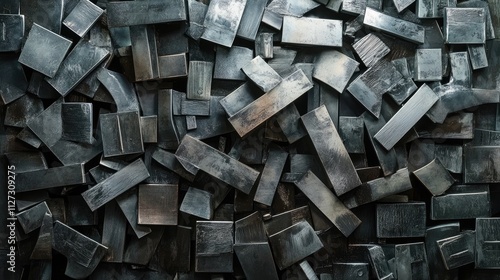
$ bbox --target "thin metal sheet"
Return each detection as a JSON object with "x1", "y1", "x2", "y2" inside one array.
[
  {"x1": 294, "y1": 171, "x2": 361, "y2": 237},
  {"x1": 413, "y1": 158, "x2": 455, "y2": 196},
  {"x1": 425, "y1": 223, "x2": 460, "y2": 280},
  {"x1": 100, "y1": 111, "x2": 144, "y2": 157},
  {"x1": 138, "y1": 184, "x2": 178, "y2": 225},
  {"x1": 63, "y1": 0, "x2": 103, "y2": 37},
  {"x1": 301, "y1": 105, "x2": 362, "y2": 196},
  {"x1": 437, "y1": 230, "x2": 475, "y2": 269},
  {"x1": 195, "y1": 221, "x2": 234, "y2": 273},
  {"x1": 16, "y1": 164, "x2": 85, "y2": 193},
  {"x1": 46, "y1": 39, "x2": 110, "y2": 96},
  {"x1": 236, "y1": 0, "x2": 267, "y2": 40},
  {"x1": 201, "y1": 0, "x2": 247, "y2": 47},
  {"x1": 414, "y1": 49, "x2": 442, "y2": 81},
  {"x1": 476, "y1": 218, "x2": 500, "y2": 269},
  {"x1": 82, "y1": 159, "x2": 150, "y2": 211},
  {"x1": 0, "y1": 14, "x2": 24, "y2": 52},
  {"x1": 313, "y1": 50, "x2": 359, "y2": 94},
  {"x1": 352, "y1": 33, "x2": 390, "y2": 67},
  {"x1": 18, "y1": 23, "x2": 72, "y2": 78},
  {"x1": 241, "y1": 56, "x2": 282, "y2": 92},
  {"x1": 234, "y1": 243, "x2": 279, "y2": 280},
  {"x1": 374, "y1": 84, "x2": 439, "y2": 150},
  {"x1": 444, "y1": 7, "x2": 486, "y2": 44},
  {"x1": 395, "y1": 242, "x2": 430, "y2": 280},
  {"x1": 102, "y1": 200, "x2": 126, "y2": 263},
  {"x1": 376, "y1": 202, "x2": 426, "y2": 238},
  {"x1": 97, "y1": 68, "x2": 140, "y2": 113},
  {"x1": 187, "y1": 61, "x2": 213, "y2": 100},
  {"x1": 431, "y1": 185, "x2": 490, "y2": 220},
  {"x1": 106, "y1": 0, "x2": 187, "y2": 28},
  {"x1": 175, "y1": 135, "x2": 259, "y2": 194},
  {"x1": 61, "y1": 103, "x2": 93, "y2": 144},
  {"x1": 254, "y1": 145, "x2": 288, "y2": 206},
  {"x1": 230, "y1": 69, "x2": 312, "y2": 137},
  {"x1": 179, "y1": 187, "x2": 213, "y2": 220},
  {"x1": 364, "y1": 7, "x2": 425, "y2": 43},
  {"x1": 282, "y1": 16, "x2": 342, "y2": 47}
]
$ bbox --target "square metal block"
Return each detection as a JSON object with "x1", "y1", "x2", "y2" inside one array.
[
  {"x1": 444, "y1": 7, "x2": 486, "y2": 44},
  {"x1": 63, "y1": 0, "x2": 103, "y2": 37},
  {"x1": 100, "y1": 111, "x2": 144, "y2": 157},
  {"x1": 187, "y1": 61, "x2": 213, "y2": 100},
  {"x1": 138, "y1": 184, "x2": 178, "y2": 225},
  {"x1": 19, "y1": 23, "x2": 72, "y2": 78},
  {"x1": 0, "y1": 14, "x2": 24, "y2": 52},
  {"x1": 241, "y1": 56, "x2": 282, "y2": 92},
  {"x1": 414, "y1": 49, "x2": 442, "y2": 81}
]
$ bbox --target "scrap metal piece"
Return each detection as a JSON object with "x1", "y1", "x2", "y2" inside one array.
[
  {"x1": 476, "y1": 218, "x2": 500, "y2": 269},
  {"x1": 299, "y1": 260, "x2": 319, "y2": 280},
  {"x1": 186, "y1": 115, "x2": 197, "y2": 130},
  {"x1": 138, "y1": 184, "x2": 178, "y2": 225},
  {"x1": 18, "y1": 23, "x2": 72, "y2": 78},
  {"x1": 256, "y1": 33, "x2": 273, "y2": 59},
  {"x1": 123, "y1": 226, "x2": 164, "y2": 265},
  {"x1": 97, "y1": 68, "x2": 140, "y2": 113},
  {"x1": 331, "y1": 263, "x2": 369, "y2": 280},
  {"x1": 374, "y1": 84, "x2": 439, "y2": 150},
  {"x1": 458, "y1": 0, "x2": 495, "y2": 40},
  {"x1": 115, "y1": 189, "x2": 152, "y2": 239},
  {"x1": 314, "y1": 50, "x2": 359, "y2": 94},
  {"x1": 46, "y1": 39, "x2": 110, "y2": 96},
  {"x1": 61, "y1": 103, "x2": 93, "y2": 144},
  {"x1": 301, "y1": 105, "x2": 362, "y2": 196},
  {"x1": 417, "y1": 112, "x2": 473, "y2": 140},
  {"x1": 276, "y1": 104, "x2": 307, "y2": 144},
  {"x1": 102, "y1": 200, "x2": 126, "y2": 263},
  {"x1": 180, "y1": 187, "x2": 213, "y2": 220},
  {"x1": 342, "y1": 168, "x2": 412, "y2": 209},
  {"x1": 395, "y1": 242, "x2": 430, "y2": 280},
  {"x1": 20, "y1": 0, "x2": 63, "y2": 34},
  {"x1": 376, "y1": 202, "x2": 426, "y2": 238},
  {"x1": 363, "y1": 112, "x2": 398, "y2": 176},
  {"x1": 254, "y1": 145, "x2": 288, "y2": 206},
  {"x1": 388, "y1": 58, "x2": 418, "y2": 105},
  {"x1": 0, "y1": 14, "x2": 24, "y2": 52},
  {"x1": 106, "y1": 0, "x2": 187, "y2": 28},
  {"x1": 186, "y1": 0, "x2": 207, "y2": 40},
  {"x1": 368, "y1": 245, "x2": 395, "y2": 280},
  {"x1": 152, "y1": 147, "x2": 196, "y2": 181},
  {"x1": 17, "y1": 164, "x2": 85, "y2": 193},
  {"x1": 268, "y1": 221, "x2": 323, "y2": 270},
  {"x1": 4, "y1": 93, "x2": 44, "y2": 128},
  {"x1": 464, "y1": 146, "x2": 500, "y2": 183},
  {"x1": 468, "y1": 44, "x2": 488, "y2": 70},
  {"x1": 234, "y1": 243, "x2": 279, "y2": 280},
  {"x1": 431, "y1": 185, "x2": 490, "y2": 220},
  {"x1": 30, "y1": 213, "x2": 53, "y2": 260},
  {"x1": 17, "y1": 202, "x2": 51, "y2": 234},
  {"x1": 100, "y1": 111, "x2": 144, "y2": 157},
  {"x1": 444, "y1": 7, "x2": 485, "y2": 44},
  {"x1": 196, "y1": 221, "x2": 234, "y2": 273},
  {"x1": 242, "y1": 56, "x2": 282, "y2": 92},
  {"x1": 414, "y1": 49, "x2": 442, "y2": 81},
  {"x1": 413, "y1": 158, "x2": 455, "y2": 196},
  {"x1": 425, "y1": 223, "x2": 460, "y2": 280},
  {"x1": 140, "y1": 115, "x2": 157, "y2": 143},
  {"x1": 416, "y1": 0, "x2": 456, "y2": 18},
  {"x1": 437, "y1": 230, "x2": 475, "y2": 270},
  {"x1": 352, "y1": 33, "x2": 390, "y2": 67},
  {"x1": 282, "y1": 16, "x2": 342, "y2": 47},
  {"x1": 347, "y1": 60, "x2": 403, "y2": 118},
  {"x1": 364, "y1": 7, "x2": 425, "y2": 43},
  {"x1": 236, "y1": 0, "x2": 266, "y2": 40},
  {"x1": 158, "y1": 53, "x2": 188, "y2": 79},
  {"x1": 339, "y1": 116, "x2": 365, "y2": 154},
  {"x1": 229, "y1": 69, "x2": 313, "y2": 137},
  {"x1": 294, "y1": 171, "x2": 361, "y2": 237},
  {"x1": 187, "y1": 61, "x2": 213, "y2": 100},
  {"x1": 66, "y1": 195, "x2": 97, "y2": 226},
  {"x1": 213, "y1": 46, "x2": 253, "y2": 81},
  {"x1": 449, "y1": 52, "x2": 471, "y2": 87},
  {"x1": 63, "y1": 0, "x2": 103, "y2": 37},
  {"x1": 234, "y1": 212, "x2": 267, "y2": 244},
  {"x1": 175, "y1": 135, "x2": 259, "y2": 194},
  {"x1": 435, "y1": 144, "x2": 462, "y2": 173},
  {"x1": 82, "y1": 159, "x2": 150, "y2": 211},
  {"x1": 201, "y1": 0, "x2": 247, "y2": 47},
  {"x1": 130, "y1": 25, "x2": 158, "y2": 81}
]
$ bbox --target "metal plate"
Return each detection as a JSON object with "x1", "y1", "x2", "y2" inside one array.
[
  {"x1": 444, "y1": 8, "x2": 486, "y2": 44},
  {"x1": 61, "y1": 103, "x2": 93, "y2": 144},
  {"x1": 395, "y1": 242, "x2": 430, "y2": 280},
  {"x1": 4, "y1": 93, "x2": 44, "y2": 128},
  {"x1": 413, "y1": 158, "x2": 455, "y2": 196},
  {"x1": 158, "y1": 89, "x2": 180, "y2": 149},
  {"x1": 464, "y1": 146, "x2": 500, "y2": 183},
  {"x1": 313, "y1": 50, "x2": 359, "y2": 94},
  {"x1": 431, "y1": 185, "x2": 490, "y2": 220},
  {"x1": 255, "y1": 33, "x2": 274, "y2": 59},
  {"x1": 20, "y1": 0, "x2": 63, "y2": 34},
  {"x1": 158, "y1": 53, "x2": 188, "y2": 79},
  {"x1": 236, "y1": 0, "x2": 267, "y2": 40},
  {"x1": 368, "y1": 245, "x2": 395, "y2": 280},
  {"x1": 100, "y1": 111, "x2": 144, "y2": 157},
  {"x1": 138, "y1": 184, "x2": 178, "y2": 225},
  {"x1": 476, "y1": 218, "x2": 500, "y2": 269},
  {"x1": 195, "y1": 221, "x2": 234, "y2": 273},
  {"x1": 63, "y1": 0, "x2": 103, "y2": 37},
  {"x1": 106, "y1": 0, "x2": 187, "y2": 28},
  {"x1": 187, "y1": 61, "x2": 213, "y2": 100},
  {"x1": 282, "y1": 16, "x2": 342, "y2": 47},
  {"x1": 437, "y1": 230, "x2": 475, "y2": 270},
  {"x1": 16, "y1": 164, "x2": 85, "y2": 193},
  {"x1": 241, "y1": 56, "x2": 282, "y2": 92},
  {"x1": 254, "y1": 145, "x2": 288, "y2": 206},
  {"x1": 414, "y1": 49, "x2": 442, "y2": 81},
  {"x1": 201, "y1": 0, "x2": 247, "y2": 47},
  {"x1": 0, "y1": 14, "x2": 24, "y2": 52},
  {"x1": 102, "y1": 200, "x2": 126, "y2": 263},
  {"x1": 115, "y1": 189, "x2": 152, "y2": 239},
  {"x1": 97, "y1": 69, "x2": 140, "y2": 113},
  {"x1": 376, "y1": 203, "x2": 426, "y2": 238},
  {"x1": 179, "y1": 187, "x2": 213, "y2": 220},
  {"x1": 213, "y1": 46, "x2": 253, "y2": 81},
  {"x1": 425, "y1": 223, "x2": 460, "y2": 280},
  {"x1": 352, "y1": 33, "x2": 390, "y2": 67},
  {"x1": 16, "y1": 202, "x2": 51, "y2": 234},
  {"x1": 416, "y1": 0, "x2": 456, "y2": 18},
  {"x1": 364, "y1": 7, "x2": 425, "y2": 44},
  {"x1": 140, "y1": 115, "x2": 157, "y2": 143},
  {"x1": 234, "y1": 243, "x2": 279, "y2": 280}
]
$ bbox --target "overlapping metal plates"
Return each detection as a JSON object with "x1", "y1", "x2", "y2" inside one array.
[{"x1": 2, "y1": 0, "x2": 500, "y2": 279}]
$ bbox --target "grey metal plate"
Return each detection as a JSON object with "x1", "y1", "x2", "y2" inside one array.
[
  {"x1": 282, "y1": 16, "x2": 342, "y2": 47},
  {"x1": 106, "y1": 0, "x2": 187, "y2": 28},
  {"x1": 195, "y1": 221, "x2": 234, "y2": 273},
  {"x1": 364, "y1": 7, "x2": 425, "y2": 44},
  {"x1": 201, "y1": 0, "x2": 247, "y2": 47},
  {"x1": 63, "y1": 0, "x2": 103, "y2": 37},
  {"x1": 376, "y1": 202, "x2": 426, "y2": 238},
  {"x1": 138, "y1": 184, "x2": 178, "y2": 225},
  {"x1": 444, "y1": 7, "x2": 486, "y2": 44},
  {"x1": 0, "y1": 14, "x2": 24, "y2": 52},
  {"x1": 313, "y1": 50, "x2": 359, "y2": 94}
]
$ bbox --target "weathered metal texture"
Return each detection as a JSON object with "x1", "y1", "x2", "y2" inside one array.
[
  {"x1": 157, "y1": 89, "x2": 180, "y2": 149},
  {"x1": 416, "y1": 0, "x2": 456, "y2": 18},
  {"x1": 115, "y1": 189, "x2": 152, "y2": 238},
  {"x1": 330, "y1": 263, "x2": 369, "y2": 280},
  {"x1": 180, "y1": 99, "x2": 210, "y2": 116},
  {"x1": 46, "y1": 39, "x2": 110, "y2": 96},
  {"x1": 342, "y1": 168, "x2": 412, "y2": 209},
  {"x1": 180, "y1": 187, "x2": 213, "y2": 220},
  {"x1": 299, "y1": 260, "x2": 319, "y2": 280},
  {"x1": 229, "y1": 69, "x2": 313, "y2": 137},
  {"x1": 213, "y1": 46, "x2": 253, "y2": 81},
  {"x1": 66, "y1": 195, "x2": 97, "y2": 226},
  {"x1": 393, "y1": 0, "x2": 416, "y2": 13},
  {"x1": 437, "y1": 230, "x2": 475, "y2": 270},
  {"x1": 468, "y1": 44, "x2": 488, "y2": 70},
  {"x1": 395, "y1": 242, "x2": 430, "y2": 280},
  {"x1": 97, "y1": 68, "x2": 140, "y2": 112},
  {"x1": 425, "y1": 223, "x2": 460, "y2": 280},
  {"x1": 187, "y1": 61, "x2": 213, "y2": 100},
  {"x1": 413, "y1": 158, "x2": 455, "y2": 196},
  {"x1": 236, "y1": 0, "x2": 266, "y2": 40},
  {"x1": 256, "y1": 33, "x2": 273, "y2": 59},
  {"x1": 444, "y1": 7, "x2": 486, "y2": 44},
  {"x1": 476, "y1": 218, "x2": 500, "y2": 269},
  {"x1": 268, "y1": 221, "x2": 323, "y2": 270},
  {"x1": 158, "y1": 53, "x2": 188, "y2": 79},
  {"x1": 18, "y1": 23, "x2": 71, "y2": 78},
  {"x1": 140, "y1": 115, "x2": 157, "y2": 143},
  {"x1": 100, "y1": 111, "x2": 144, "y2": 157},
  {"x1": 374, "y1": 84, "x2": 439, "y2": 150},
  {"x1": 219, "y1": 83, "x2": 262, "y2": 118},
  {"x1": 234, "y1": 211, "x2": 266, "y2": 244},
  {"x1": 242, "y1": 56, "x2": 282, "y2": 92},
  {"x1": 63, "y1": 0, "x2": 103, "y2": 37},
  {"x1": 16, "y1": 164, "x2": 85, "y2": 193},
  {"x1": 302, "y1": 105, "x2": 361, "y2": 195},
  {"x1": 294, "y1": 171, "x2": 361, "y2": 237},
  {"x1": 152, "y1": 147, "x2": 196, "y2": 182},
  {"x1": 339, "y1": 116, "x2": 365, "y2": 154},
  {"x1": 313, "y1": 50, "x2": 359, "y2": 94},
  {"x1": 431, "y1": 185, "x2": 490, "y2": 220},
  {"x1": 254, "y1": 145, "x2": 288, "y2": 206},
  {"x1": 275, "y1": 104, "x2": 307, "y2": 144},
  {"x1": 195, "y1": 221, "x2": 234, "y2": 272},
  {"x1": 186, "y1": 0, "x2": 207, "y2": 40},
  {"x1": 4, "y1": 93, "x2": 43, "y2": 128},
  {"x1": 101, "y1": 200, "x2": 126, "y2": 263},
  {"x1": 201, "y1": 0, "x2": 247, "y2": 47},
  {"x1": 20, "y1": 0, "x2": 63, "y2": 34},
  {"x1": 282, "y1": 16, "x2": 342, "y2": 47},
  {"x1": 364, "y1": 7, "x2": 425, "y2": 44},
  {"x1": 82, "y1": 159, "x2": 150, "y2": 211},
  {"x1": 414, "y1": 49, "x2": 442, "y2": 81},
  {"x1": 377, "y1": 202, "x2": 426, "y2": 238},
  {"x1": 0, "y1": 14, "x2": 24, "y2": 52},
  {"x1": 61, "y1": 103, "x2": 93, "y2": 144},
  {"x1": 5, "y1": 152, "x2": 47, "y2": 174},
  {"x1": 16, "y1": 201, "x2": 51, "y2": 234},
  {"x1": 0, "y1": 54, "x2": 28, "y2": 104},
  {"x1": 417, "y1": 112, "x2": 474, "y2": 140},
  {"x1": 368, "y1": 245, "x2": 395, "y2": 280},
  {"x1": 458, "y1": 0, "x2": 495, "y2": 40},
  {"x1": 435, "y1": 144, "x2": 463, "y2": 173},
  {"x1": 341, "y1": 0, "x2": 381, "y2": 15},
  {"x1": 138, "y1": 184, "x2": 178, "y2": 225},
  {"x1": 347, "y1": 60, "x2": 403, "y2": 118},
  {"x1": 234, "y1": 243, "x2": 279, "y2": 280},
  {"x1": 130, "y1": 25, "x2": 159, "y2": 81},
  {"x1": 353, "y1": 33, "x2": 390, "y2": 68},
  {"x1": 464, "y1": 146, "x2": 500, "y2": 183},
  {"x1": 106, "y1": 0, "x2": 187, "y2": 28},
  {"x1": 175, "y1": 135, "x2": 259, "y2": 194}
]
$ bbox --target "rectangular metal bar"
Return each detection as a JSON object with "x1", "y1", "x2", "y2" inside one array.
[
  {"x1": 158, "y1": 89, "x2": 180, "y2": 149},
  {"x1": 294, "y1": 171, "x2": 361, "y2": 237},
  {"x1": 282, "y1": 16, "x2": 342, "y2": 47},
  {"x1": 437, "y1": 231, "x2": 475, "y2": 270},
  {"x1": 376, "y1": 203, "x2": 426, "y2": 238},
  {"x1": 313, "y1": 50, "x2": 359, "y2": 94},
  {"x1": 254, "y1": 145, "x2": 288, "y2": 206},
  {"x1": 195, "y1": 221, "x2": 234, "y2": 273},
  {"x1": 444, "y1": 7, "x2": 485, "y2": 44},
  {"x1": 276, "y1": 104, "x2": 307, "y2": 144},
  {"x1": 229, "y1": 69, "x2": 313, "y2": 137},
  {"x1": 264, "y1": 205, "x2": 313, "y2": 236},
  {"x1": 236, "y1": 0, "x2": 266, "y2": 40},
  {"x1": 213, "y1": 46, "x2": 253, "y2": 81},
  {"x1": 158, "y1": 53, "x2": 188, "y2": 79},
  {"x1": 241, "y1": 56, "x2": 282, "y2": 92},
  {"x1": 82, "y1": 159, "x2": 150, "y2": 211},
  {"x1": 352, "y1": 33, "x2": 390, "y2": 67},
  {"x1": 431, "y1": 185, "x2": 490, "y2": 220},
  {"x1": 61, "y1": 103, "x2": 93, "y2": 144},
  {"x1": 468, "y1": 44, "x2": 488, "y2": 70},
  {"x1": 416, "y1": 0, "x2": 456, "y2": 18},
  {"x1": 102, "y1": 200, "x2": 126, "y2": 263},
  {"x1": 413, "y1": 158, "x2": 455, "y2": 196},
  {"x1": 187, "y1": 61, "x2": 213, "y2": 100},
  {"x1": 414, "y1": 49, "x2": 442, "y2": 81},
  {"x1": 16, "y1": 202, "x2": 51, "y2": 234},
  {"x1": 63, "y1": 0, "x2": 103, "y2": 37},
  {"x1": 234, "y1": 211, "x2": 266, "y2": 244},
  {"x1": 0, "y1": 14, "x2": 24, "y2": 52},
  {"x1": 100, "y1": 111, "x2": 144, "y2": 157},
  {"x1": 16, "y1": 164, "x2": 85, "y2": 193},
  {"x1": 180, "y1": 99, "x2": 210, "y2": 116},
  {"x1": 138, "y1": 184, "x2": 178, "y2": 225},
  {"x1": 374, "y1": 84, "x2": 439, "y2": 150},
  {"x1": 417, "y1": 112, "x2": 474, "y2": 139},
  {"x1": 175, "y1": 135, "x2": 259, "y2": 194},
  {"x1": 201, "y1": 0, "x2": 247, "y2": 47},
  {"x1": 140, "y1": 115, "x2": 157, "y2": 143},
  {"x1": 301, "y1": 105, "x2": 362, "y2": 196},
  {"x1": 363, "y1": 7, "x2": 425, "y2": 43},
  {"x1": 106, "y1": 0, "x2": 187, "y2": 28},
  {"x1": 130, "y1": 25, "x2": 158, "y2": 81}
]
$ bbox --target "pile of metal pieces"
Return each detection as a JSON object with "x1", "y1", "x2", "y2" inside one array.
[{"x1": 2, "y1": 0, "x2": 500, "y2": 279}]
